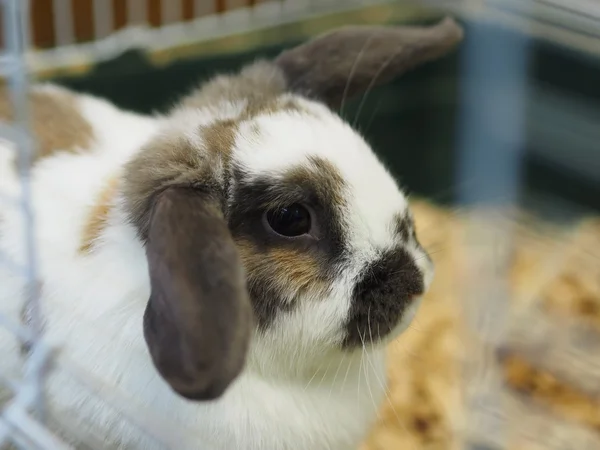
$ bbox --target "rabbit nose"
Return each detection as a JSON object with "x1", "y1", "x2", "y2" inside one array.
[
  {"x1": 342, "y1": 247, "x2": 424, "y2": 348},
  {"x1": 357, "y1": 251, "x2": 424, "y2": 299}
]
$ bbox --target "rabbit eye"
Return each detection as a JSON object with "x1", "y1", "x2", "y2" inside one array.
[{"x1": 265, "y1": 204, "x2": 311, "y2": 237}]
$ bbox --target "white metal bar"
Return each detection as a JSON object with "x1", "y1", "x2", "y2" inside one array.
[
  {"x1": 162, "y1": 0, "x2": 183, "y2": 24},
  {"x1": 52, "y1": 0, "x2": 75, "y2": 47},
  {"x1": 535, "y1": 0, "x2": 600, "y2": 21},
  {"x1": 194, "y1": 0, "x2": 217, "y2": 17},
  {"x1": 2, "y1": 0, "x2": 48, "y2": 433},
  {"x1": 0, "y1": 120, "x2": 27, "y2": 143},
  {"x1": 0, "y1": 419, "x2": 12, "y2": 449},
  {"x1": 0, "y1": 339, "x2": 66, "y2": 449},
  {"x1": 56, "y1": 355, "x2": 218, "y2": 450},
  {"x1": 489, "y1": 0, "x2": 600, "y2": 38},
  {"x1": 0, "y1": 371, "x2": 19, "y2": 393},
  {"x1": 93, "y1": 0, "x2": 114, "y2": 40},
  {"x1": 0, "y1": 313, "x2": 34, "y2": 344},
  {"x1": 0, "y1": 252, "x2": 27, "y2": 277},
  {"x1": 2, "y1": 405, "x2": 73, "y2": 450},
  {"x1": 127, "y1": 0, "x2": 148, "y2": 25},
  {"x1": 226, "y1": 0, "x2": 248, "y2": 11}
]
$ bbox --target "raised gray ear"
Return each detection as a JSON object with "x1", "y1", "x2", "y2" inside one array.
[
  {"x1": 275, "y1": 17, "x2": 464, "y2": 108},
  {"x1": 143, "y1": 187, "x2": 253, "y2": 400}
]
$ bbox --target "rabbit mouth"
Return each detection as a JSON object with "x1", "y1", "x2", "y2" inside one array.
[{"x1": 341, "y1": 247, "x2": 426, "y2": 348}]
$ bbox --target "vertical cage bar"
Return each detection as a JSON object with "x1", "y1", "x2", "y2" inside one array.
[
  {"x1": 161, "y1": 0, "x2": 183, "y2": 24},
  {"x1": 127, "y1": 0, "x2": 148, "y2": 25},
  {"x1": 194, "y1": 0, "x2": 216, "y2": 17},
  {"x1": 226, "y1": 0, "x2": 248, "y2": 11},
  {"x1": 455, "y1": 1, "x2": 533, "y2": 448},
  {"x1": 1, "y1": 0, "x2": 47, "y2": 425},
  {"x1": 93, "y1": 0, "x2": 114, "y2": 39},
  {"x1": 52, "y1": 0, "x2": 75, "y2": 46}
]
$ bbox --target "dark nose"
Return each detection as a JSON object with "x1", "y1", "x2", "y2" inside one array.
[{"x1": 343, "y1": 247, "x2": 424, "y2": 348}]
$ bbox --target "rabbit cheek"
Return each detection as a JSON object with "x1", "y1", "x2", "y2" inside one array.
[
  {"x1": 343, "y1": 247, "x2": 425, "y2": 348},
  {"x1": 235, "y1": 238, "x2": 330, "y2": 329},
  {"x1": 228, "y1": 159, "x2": 348, "y2": 329}
]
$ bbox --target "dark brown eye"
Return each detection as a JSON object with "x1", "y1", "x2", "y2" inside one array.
[{"x1": 265, "y1": 204, "x2": 311, "y2": 237}]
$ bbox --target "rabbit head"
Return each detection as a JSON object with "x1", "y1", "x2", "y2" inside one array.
[{"x1": 122, "y1": 18, "x2": 463, "y2": 400}]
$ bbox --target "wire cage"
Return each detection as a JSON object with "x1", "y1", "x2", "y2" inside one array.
[
  {"x1": 24, "y1": 0, "x2": 402, "y2": 76},
  {"x1": 1, "y1": 0, "x2": 600, "y2": 449}
]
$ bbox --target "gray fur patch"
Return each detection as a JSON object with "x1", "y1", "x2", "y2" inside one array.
[{"x1": 275, "y1": 17, "x2": 463, "y2": 108}]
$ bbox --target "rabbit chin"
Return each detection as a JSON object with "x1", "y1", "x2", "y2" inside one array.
[
  {"x1": 342, "y1": 295, "x2": 424, "y2": 354},
  {"x1": 243, "y1": 299, "x2": 423, "y2": 384}
]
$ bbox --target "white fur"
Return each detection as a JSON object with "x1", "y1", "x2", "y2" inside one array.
[{"x1": 0, "y1": 87, "x2": 433, "y2": 449}]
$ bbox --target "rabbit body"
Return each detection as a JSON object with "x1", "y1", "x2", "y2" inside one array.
[
  {"x1": 0, "y1": 18, "x2": 464, "y2": 449},
  {"x1": 0, "y1": 84, "x2": 387, "y2": 450}
]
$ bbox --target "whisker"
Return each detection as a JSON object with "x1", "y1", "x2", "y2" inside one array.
[
  {"x1": 340, "y1": 351, "x2": 353, "y2": 395},
  {"x1": 420, "y1": 243, "x2": 448, "y2": 255},
  {"x1": 359, "y1": 327, "x2": 383, "y2": 424},
  {"x1": 283, "y1": 53, "x2": 338, "y2": 99},
  {"x1": 367, "y1": 305, "x2": 374, "y2": 345},
  {"x1": 362, "y1": 98, "x2": 383, "y2": 136},
  {"x1": 356, "y1": 326, "x2": 365, "y2": 408},
  {"x1": 328, "y1": 353, "x2": 347, "y2": 401},
  {"x1": 408, "y1": 314, "x2": 426, "y2": 334},
  {"x1": 316, "y1": 357, "x2": 334, "y2": 389},
  {"x1": 364, "y1": 340, "x2": 416, "y2": 450},
  {"x1": 303, "y1": 359, "x2": 325, "y2": 391},
  {"x1": 340, "y1": 33, "x2": 377, "y2": 117},
  {"x1": 389, "y1": 338, "x2": 426, "y2": 361},
  {"x1": 353, "y1": 42, "x2": 408, "y2": 128}
]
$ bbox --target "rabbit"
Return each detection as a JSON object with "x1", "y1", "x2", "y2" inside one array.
[{"x1": 0, "y1": 17, "x2": 463, "y2": 450}]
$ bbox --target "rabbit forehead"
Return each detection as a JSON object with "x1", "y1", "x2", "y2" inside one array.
[{"x1": 232, "y1": 107, "x2": 409, "y2": 253}]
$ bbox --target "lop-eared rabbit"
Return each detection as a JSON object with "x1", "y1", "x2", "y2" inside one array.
[{"x1": 0, "y1": 18, "x2": 463, "y2": 450}]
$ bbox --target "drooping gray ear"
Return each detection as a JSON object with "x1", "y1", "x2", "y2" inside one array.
[
  {"x1": 275, "y1": 17, "x2": 464, "y2": 108},
  {"x1": 143, "y1": 187, "x2": 253, "y2": 400}
]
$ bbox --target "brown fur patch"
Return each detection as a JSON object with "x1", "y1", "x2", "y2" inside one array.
[
  {"x1": 286, "y1": 156, "x2": 347, "y2": 209},
  {"x1": 123, "y1": 131, "x2": 219, "y2": 239},
  {"x1": 200, "y1": 119, "x2": 238, "y2": 162},
  {"x1": 0, "y1": 84, "x2": 94, "y2": 162},
  {"x1": 241, "y1": 96, "x2": 311, "y2": 120},
  {"x1": 177, "y1": 61, "x2": 287, "y2": 111},
  {"x1": 176, "y1": 60, "x2": 315, "y2": 127},
  {"x1": 237, "y1": 238, "x2": 328, "y2": 297},
  {"x1": 79, "y1": 176, "x2": 120, "y2": 254},
  {"x1": 235, "y1": 238, "x2": 330, "y2": 328}
]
